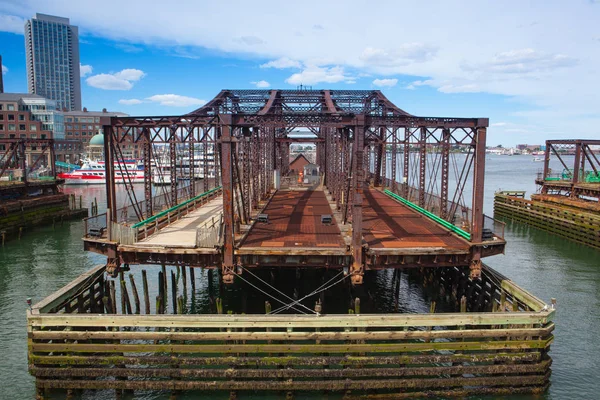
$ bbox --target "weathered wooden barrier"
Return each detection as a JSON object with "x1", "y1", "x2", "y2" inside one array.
[
  {"x1": 494, "y1": 191, "x2": 600, "y2": 249},
  {"x1": 28, "y1": 264, "x2": 554, "y2": 399}
]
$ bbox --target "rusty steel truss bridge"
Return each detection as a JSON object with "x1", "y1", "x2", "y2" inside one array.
[{"x1": 83, "y1": 89, "x2": 506, "y2": 284}]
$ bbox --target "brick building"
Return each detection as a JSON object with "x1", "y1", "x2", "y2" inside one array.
[
  {"x1": 62, "y1": 108, "x2": 137, "y2": 159},
  {"x1": 0, "y1": 93, "x2": 84, "y2": 166}
]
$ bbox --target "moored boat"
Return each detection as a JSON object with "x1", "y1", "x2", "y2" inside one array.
[{"x1": 57, "y1": 160, "x2": 145, "y2": 185}]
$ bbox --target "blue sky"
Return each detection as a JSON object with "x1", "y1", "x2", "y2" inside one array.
[{"x1": 1, "y1": 0, "x2": 599, "y2": 147}]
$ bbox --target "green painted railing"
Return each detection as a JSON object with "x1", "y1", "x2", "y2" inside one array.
[
  {"x1": 132, "y1": 186, "x2": 222, "y2": 229},
  {"x1": 383, "y1": 189, "x2": 472, "y2": 241}
]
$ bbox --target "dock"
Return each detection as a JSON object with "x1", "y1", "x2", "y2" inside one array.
[
  {"x1": 30, "y1": 88, "x2": 553, "y2": 398},
  {"x1": 495, "y1": 139, "x2": 600, "y2": 249}
]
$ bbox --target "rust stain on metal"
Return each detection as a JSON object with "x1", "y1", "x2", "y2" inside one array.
[
  {"x1": 362, "y1": 189, "x2": 469, "y2": 250},
  {"x1": 241, "y1": 190, "x2": 345, "y2": 249}
]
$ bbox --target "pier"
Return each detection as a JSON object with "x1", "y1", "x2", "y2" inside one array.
[
  {"x1": 495, "y1": 139, "x2": 600, "y2": 249},
  {"x1": 28, "y1": 89, "x2": 554, "y2": 398},
  {"x1": 0, "y1": 146, "x2": 87, "y2": 242}
]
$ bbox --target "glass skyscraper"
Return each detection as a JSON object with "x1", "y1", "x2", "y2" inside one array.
[{"x1": 25, "y1": 13, "x2": 82, "y2": 111}]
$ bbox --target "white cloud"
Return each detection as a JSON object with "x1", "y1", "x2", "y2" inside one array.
[
  {"x1": 118, "y1": 99, "x2": 143, "y2": 105},
  {"x1": 360, "y1": 44, "x2": 438, "y2": 68},
  {"x1": 286, "y1": 65, "x2": 353, "y2": 85},
  {"x1": 1, "y1": 1, "x2": 599, "y2": 143},
  {"x1": 114, "y1": 69, "x2": 146, "y2": 81},
  {"x1": 86, "y1": 68, "x2": 145, "y2": 90},
  {"x1": 80, "y1": 64, "x2": 93, "y2": 77},
  {"x1": 1, "y1": 65, "x2": 8, "y2": 75},
  {"x1": 146, "y1": 94, "x2": 206, "y2": 107},
  {"x1": 372, "y1": 78, "x2": 398, "y2": 88},
  {"x1": 260, "y1": 57, "x2": 302, "y2": 69},
  {"x1": 406, "y1": 79, "x2": 434, "y2": 90},
  {"x1": 463, "y1": 48, "x2": 578, "y2": 75},
  {"x1": 437, "y1": 83, "x2": 480, "y2": 93},
  {"x1": 0, "y1": 14, "x2": 25, "y2": 34},
  {"x1": 251, "y1": 80, "x2": 271, "y2": 88}
]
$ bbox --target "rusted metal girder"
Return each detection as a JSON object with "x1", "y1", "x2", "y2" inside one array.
[
  {"x1": 418, "y1": 127, "x2": 427, "y2": 207},
  {"x1": 403, "y1": 127, "x2": 410, "y2": 197},
  {"x1": 391, "y1": 128, "x2": 397, "y2": 192},
  {"x1": 103, "y1": 124, "x2": 117, "y2": 225},
  {"x1": 351, "y1": 117, "x2": 365, "y2": 285},
  {"x1": 219, "y1": 114, "x2": 236, "y2": 284},
  {"x1": 470, "y1": 127, "x2": 487, "y2": 279},
  {"x1": 440, "y1": 128, "x2": 450, "y2": 219},
  {"x1": 142, "y1": 129, "x2": 153, "y2": 218}
]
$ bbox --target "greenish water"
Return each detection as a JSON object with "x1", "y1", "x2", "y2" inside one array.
[{"x1": 1, "y1": 155, "x2": 599, "y2": 398}]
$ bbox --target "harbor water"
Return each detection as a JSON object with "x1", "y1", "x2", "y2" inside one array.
[{"x1": 1, "y1": 155, "x2": 598, "y2": 399}]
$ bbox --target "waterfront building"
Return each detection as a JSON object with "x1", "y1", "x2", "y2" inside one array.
[
  {"x1": 62, "y1": 108, "x2": 137, "y2": 159},
  {"x1": 25, "y1": 13, "x2": 82, "y2": 111},
  {"x1": 0, "y1": 93, "x2": 82, "y2": 165}
]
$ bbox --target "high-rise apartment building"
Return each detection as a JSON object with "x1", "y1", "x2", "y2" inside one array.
[
  {"x1": 25, "y1": 13, "x2": 82, "y2": 111},
  {"x1": 0, "y1": 55, "x2": 4, "y2": 93}
]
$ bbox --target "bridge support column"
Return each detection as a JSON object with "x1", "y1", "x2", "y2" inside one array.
[
  {"x1": 142, "y1": 128, "x2": 153, "y2": 218},
  {"x1": 220, "y1": 114, "x2": 236, "y2": 284},
  {"x1": 351, "y1": 117, "x2": 365, "y2": 285},
  {"x1": 470, "y1": 126, "x2": 486, "y2": 280}
]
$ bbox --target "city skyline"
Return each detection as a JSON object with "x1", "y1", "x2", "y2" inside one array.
[
  {"x1": 24, "y1": 13, "x2": 82, "y2": 111},
  {"x1": 1, "y1": 1, "x2": 599, "y2": 147}
]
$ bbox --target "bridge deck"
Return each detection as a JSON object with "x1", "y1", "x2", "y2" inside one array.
[
  {"x1": 362, "y1": 189, "x2": 469, "y2": 254},
  {"x1": 239, "y1": 190, "x2": 345, "y2": 253},
  {"x1": 135, "y1": 196, "x2": 223, "y2": 248}
]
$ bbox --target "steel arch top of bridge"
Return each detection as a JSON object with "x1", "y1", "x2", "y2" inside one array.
[
  {"x1": 185, "y1": 89, "x2": 488, "y2": 128},
  {"x1": 188, "y1": 89, "x2": 413, "y2": 117},
  {"x1": 108, "y1": 89, "x2": 488, "y2": 129}
]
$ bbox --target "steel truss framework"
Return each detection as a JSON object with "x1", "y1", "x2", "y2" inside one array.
[
  {"x1": 0, "y1": 138, "x2": 56, "y2": 183},
  {"x1": 539, "y1": 139, "x2": 600, "y2": 200},
  {"x1": 101, "y1": 89, "x2": 492, "y2": 283}
]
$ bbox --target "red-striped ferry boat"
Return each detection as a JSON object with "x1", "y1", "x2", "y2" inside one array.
[{"x1": 57, "y1": 160, "x2": 145, "y2": 185}]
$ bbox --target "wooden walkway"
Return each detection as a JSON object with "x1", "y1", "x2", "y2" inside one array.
[{"x1": 135, "y1": 196, "x2": 223, "y2": 248}]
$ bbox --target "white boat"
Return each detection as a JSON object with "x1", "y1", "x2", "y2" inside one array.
[
  {"x1": 58, "y1": 160, "x2": 145, "y2": 185},
  {"x1": 533, "y1": 157, "x2": 544, "y2": 162}
]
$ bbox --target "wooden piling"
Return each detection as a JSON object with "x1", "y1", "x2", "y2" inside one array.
[
  {"x1": 109, "y1": 280, "x2": 117, "y2": 314},
  {"x1": 182, "y1": 266, "x2": 187, "y2": 297},
  {"x1": 158, "y1": 272, "x2": 165, "y2": 314},
  {"x1": 177, "y1": 296, "x2": 184, "y2": 314},
  {"x1": 190, "y1": 267, "x2": 196, "y2": 292},
  {"x1": 161, "y1": 264, "x2": 167, "y2": 301},
  {"x1": 171, "y1": 271, "x2": 178, "y2": 314},
  {"x1": 120, "y1": 278, "x2": 132, "y2": 315},
  {"x1": 128, "y1": 274, "x2": 141, "y2": 314},
  {"x1": 155, "y1": 295, "x2": 162, "y2": 315},
  {"x1": 142, "y1": 270, "x2": 150, "y2": 314}
]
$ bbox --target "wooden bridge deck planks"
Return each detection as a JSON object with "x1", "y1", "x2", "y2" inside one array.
[{"x1": 135, "y1": 196, "x2": 223, "y2": 248}]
